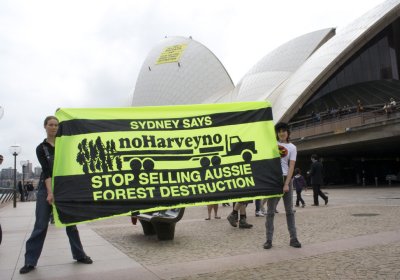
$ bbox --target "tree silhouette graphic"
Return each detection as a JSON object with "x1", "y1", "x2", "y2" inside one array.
[{"x1": 76, "y1": 136, "x2": 121, "y2": 174}]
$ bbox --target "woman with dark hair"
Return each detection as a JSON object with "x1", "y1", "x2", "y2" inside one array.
[
  {"x1": 20, "y1": 116, "x2": 93, "y2": 274},
  {"x1": 263, "y1": 122, "x2": 301, "y2": 249}
]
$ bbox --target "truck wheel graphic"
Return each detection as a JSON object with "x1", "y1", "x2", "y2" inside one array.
[
  {"x1": 143, "y1": 158, "x2": 155, "y2": 171},
  {"x1": 242, "y1": 151, "x2": 252, "y2": 162},
  {"x1": 130, "y1": 159, "x2": 142, "y2": 171},
  {"x1": 200, "y1": 157, "x2": 210, "y2": 167},
  {"x1": 211, "y1": 156, "x2": 221, "y2": 166}
]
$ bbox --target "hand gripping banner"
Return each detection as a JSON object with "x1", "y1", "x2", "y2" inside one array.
[{"x1": 53, "y1": 101, "x2": 283, "y2": 226}]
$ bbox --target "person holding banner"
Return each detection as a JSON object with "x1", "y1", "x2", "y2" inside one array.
[
  {"x1": 20, "y1": 116, "x2": 93, "y2": 274},
  {"x1": 264, "y1": 122, "x2": 301, "y2": 249}
]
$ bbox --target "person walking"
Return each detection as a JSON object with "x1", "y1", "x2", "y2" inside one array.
[
  {"x1": 264, "y1": 122, "x2": 301, "y2": 249},
  {"x1": 293, "y1": 168, "x2": 306, "y2": 207},
  {"x1": 309, "y1": 154, "x2": 328, "y2": 206},
  {"x1": 19, "y1": 116, "x2": 93, "y2": 274}
]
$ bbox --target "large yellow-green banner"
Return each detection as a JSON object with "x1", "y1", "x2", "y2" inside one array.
[{"x1": 53, "y1": 102, "x2": 283, "y2": 226}]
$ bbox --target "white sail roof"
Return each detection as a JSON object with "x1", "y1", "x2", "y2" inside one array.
[
  {"x1": 132, "y1": 36, "x2": 234, "y2": 106},
  {"x1": 132, "y1": 0, "x2": 400, "y2": 123}
]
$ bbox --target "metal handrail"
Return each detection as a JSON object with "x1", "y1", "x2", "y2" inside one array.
[
  {"x1": 0, "y1": 187, "x2": 14, "y2": 205},
  {"x1": 290, "y1": 103, "x2": 399, "y2": 131},
  {"x1": 290, "y1": 104, "x2": 400, "y2": 141}
]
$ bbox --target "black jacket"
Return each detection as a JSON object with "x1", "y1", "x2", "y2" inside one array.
[
  {"x1": 36, "y1": 139, "x2": 54, "y2": 180},
  {"x1": 310, "y1": 161, "x2": 323, "y2": 185}
]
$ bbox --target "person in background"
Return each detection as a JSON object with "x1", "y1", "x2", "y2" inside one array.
[
  {"x1": 20, "y1": 116, "x2": 93, "y2": 274},
  {"x1": 357, "y1": 99, "x2": 364, "y2": 113},
  {"x1": 264, "y1": 122, "x2": 301, "y2": 249},
  {"x1": 293, "y1": 168, "x2": 307, "y2": 208},
  {"x1": 26, "y1": 181, "x2": 35, "y2": 201},
  {"x1": 309, "y1": 154, "x2": 328, "y2": 206},
  {"x1": 259, "y1": 198, "x2": 267, "y2": 215},
  {"x1": 255, "y1": 199, "x2": 264, "y2": 217},
  {"x1": 18, "y1": 180, "x2": 25, "y2": 202},
  {"x1": 205, "y1": 204, "x2": 220, "y2": 220},
  {"x1": 390, "y1": 97, "x2": 396, "y2": 107}
]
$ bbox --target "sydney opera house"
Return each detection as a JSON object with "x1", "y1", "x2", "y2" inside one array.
[{"x1": 132, "y1": 0, "x2": 400, "y2": 185}]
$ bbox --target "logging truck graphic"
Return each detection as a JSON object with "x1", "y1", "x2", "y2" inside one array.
[
  {"x1": 121, "y1": 135, "x2": 257, "y2": 171},
  {"x1": 76, "y1": 135, "x2": 257, "y2": 173}
]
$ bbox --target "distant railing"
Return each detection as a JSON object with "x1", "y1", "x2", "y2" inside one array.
[
  {"x1": 0, "y1": 187, "x2": 14, "y2": 206},
  {"x1": 290, "y1": 103, "x2": 400, "y2": 140}
]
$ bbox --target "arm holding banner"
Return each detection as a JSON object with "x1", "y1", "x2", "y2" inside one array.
[
  {"x1": 37, "y1": 143, "x2": 54, "y2": 204},
  {"x1": 45, "y1": 178, "x2": 54, "y2": 205}
]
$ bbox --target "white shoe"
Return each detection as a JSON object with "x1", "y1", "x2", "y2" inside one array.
[{"x1": 255, "y1": 211, "x2": 264, "y2": 217}]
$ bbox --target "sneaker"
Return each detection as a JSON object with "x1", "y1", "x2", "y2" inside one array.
[
  {"x1": 239, "y1": 219, "x2": 253, "y2": 229},
  {"x1": 77, "y1": 256, "x2": 93, "y2": 264},
  {"x1": 263, "y1": 240, "x2": 272, "y2": 249},
  {"x1": 290, "y1": 238, "x2": 302, "y2": 248},
  {"x1": 325, "y1": 197, "x2": 329, "y2": 205},
  {"x1": 19, "y1": 265, "x2": 35, "y2": 274},
  {"x1": 255, "y1": 211, "x2": 264, "y2": 217},
  {"x1": 227, "y1": 213, "x2": 238, "y2": 227},
  {"x1": 302, "y1": 204, "x2": 305, "y2": 208}
]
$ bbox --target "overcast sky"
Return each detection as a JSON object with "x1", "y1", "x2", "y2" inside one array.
[{"x1": 0, "y1": 0, "x2": 386, "y2": 170}]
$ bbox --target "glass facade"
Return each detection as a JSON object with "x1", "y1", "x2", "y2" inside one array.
[
  {"x1": 291, "y1": 17, "x2": 400, "y2": 185},
  {"x1": 307, "y1": 17, "x2": 400, "y2": 106}
]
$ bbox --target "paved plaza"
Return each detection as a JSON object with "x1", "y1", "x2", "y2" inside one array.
[{"x1": 1, "y1": 186, "x2": 400, "y2": 279}]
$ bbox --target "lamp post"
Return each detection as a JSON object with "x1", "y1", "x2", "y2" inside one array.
[{"x1": 9, "y1": 144, "x2": 21, "y2": 208}]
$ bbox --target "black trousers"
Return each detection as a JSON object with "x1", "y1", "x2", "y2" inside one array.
[
  {"x1": 312, "y1": 184, "x2": 327, "y2": 205},
  {"x1": 295, "y1": 190, "x2": 305, "y2": 206}
]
